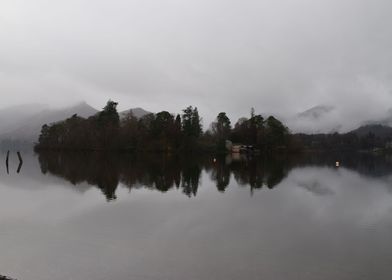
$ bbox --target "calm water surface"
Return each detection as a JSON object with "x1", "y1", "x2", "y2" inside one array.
[{"x1": 0, "y1": 152, "x2": 392, "y2": 280}]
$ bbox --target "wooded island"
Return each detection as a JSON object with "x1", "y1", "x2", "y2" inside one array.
[
  {"x1": 35, "y1": 100, "x2": 292, "y2": 153},
  {"x1": 35, "y1": 100, "x2": 392, "y2": 153}
]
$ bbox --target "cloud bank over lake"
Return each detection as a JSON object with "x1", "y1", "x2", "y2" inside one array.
[{"x1": 1, "y1": 0, "x2": 392, "y2": 131}]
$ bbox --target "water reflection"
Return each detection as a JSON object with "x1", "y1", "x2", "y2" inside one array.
[
  {"x1": 37, "y1": 152, "x2": 294, "y2": 200},
  {"x1": 36, "y1": 151, "x2": 392, "y2": 201},
  {"x1": 2, "y1": 152, "x2": 392, "y2": 280}
]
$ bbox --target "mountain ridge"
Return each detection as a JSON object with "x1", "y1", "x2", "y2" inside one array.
[
  {"x1": 297, "y1": 105, "x2": 335, "y2": 120},
  {"x1": 349, "y1": 124, "x2": 392, "y2": 138},
  {"x1": 0, "y1": 102, "x2": 152, "y2": 145},
  {"x1": 0, "y1": 102, "x2": 98, "y2": 143}
]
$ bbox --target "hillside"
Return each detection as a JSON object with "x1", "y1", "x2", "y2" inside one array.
[
  {"x1": 297, "y1": 105, "x2": 335, "y2": 120},
  {"x1": 119, "y1": 107, "x2": 151, "y2": 119},
  {"x1": 0, "y1": 103, "x2": 152, "y2": 146},
  {"x1": 0, "y1": 102, "x2": 98, "y2": 143},
  {"x1": 0, "y1": 103, "x2": 49, "y2": 134},
  {"x1": 350, "y1": 124, "x2": 392, "y2": 138}
]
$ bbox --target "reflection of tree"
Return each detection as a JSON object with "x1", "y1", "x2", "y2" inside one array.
[
  {"x1": 230, "y1": 155, "x2": 288, "y2": 192},
  {"x1": 37, "y1": 152, "x2": 290, "y2": 200},
  {"x1": 92, "y1": 156, "x2": 119, "y2": 200},
  {"x1": 37, "y1": 152, "x2": 202, "y2": 200},
  {"x1": 265, "y1": 158, "x2": 287, "y2": 189},
  {"x1": 120, "y1": 155, "x2": 182, "y2": 192},
  {"x1": 290, "y1": 152, "x2": 392, "y2": 178},
  {"x1": 210, "y1": 159, "x2": 231, "y2": 192},
  {"x1": 38, "y1": 152, "x2": 120, "y2": 201},
  {"x1": 181, "y1": 160, "x2": 201, "y2": 197}
]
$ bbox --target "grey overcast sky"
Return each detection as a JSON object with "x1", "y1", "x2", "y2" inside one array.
[{"x1": 1, "y1": 0, "x2": 392, "y2": 131}]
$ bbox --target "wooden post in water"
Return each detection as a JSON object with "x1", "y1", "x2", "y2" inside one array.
[
  {"x1": 5, "y1": 150, "x2": 9, "y2": 174},
  {"x1": 17, "y1": 151, "x2": 23, "y2": 164},
  {"x1": 16, "y1": 151, "x2": 23, "y2": 174}
]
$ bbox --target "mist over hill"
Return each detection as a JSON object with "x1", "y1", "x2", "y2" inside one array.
[
  {"x1": 286, "y1": 105, "x2": 342, "y2": 134},
  {"x1": 361, "y1": 108, "x2": 392, "y2": 128},
  {"x1": 297, "y1": 105, "x2": 335, "y2": 120},
  {"x1": 350, "y1": 124, "x2": 392, "y2": 139},
  {"x1": 286, "y1": 104, "x2": 392, "y2": 134},
  {"x1": 0, "y1": 102, "x2": 98, "y2": 145},
  {"x1": 0, "y1": 103, "x2": 152, "y2": 147},
  {"x1": 2, "y1": 99, "x2": 392, "y2": 153},
  {"x1": 119, "y1": 107, "x2": 150, "y2": 119},
  {"x1": 0, "y1": 103, "x2": 49, "y2": 134}
]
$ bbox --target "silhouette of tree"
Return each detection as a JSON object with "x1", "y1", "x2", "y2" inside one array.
[
  {"x1": 182, "y1": 106, "x2": 202, "y2": 138},
  {"x1": 211, "y1": 112, "x2": 231, "y2": 151},
  {"x1": 264, "y1": 116, "x2": 289, "y2": 151}
]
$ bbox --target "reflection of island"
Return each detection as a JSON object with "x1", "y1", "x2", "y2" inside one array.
[
  {"x1": 209, "y1": 155, "x2": 289, "y2": 194},
  {"x1": 37, "y1": 152, "x2": 289, "y2": 200},
  {"x1": 286, "y1": 152, "x2": 392, "y2": 178},
  {"x1": 37, "y1": 151, "x2": 392, "y2": 200}
]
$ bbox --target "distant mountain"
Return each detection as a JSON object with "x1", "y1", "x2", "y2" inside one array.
[
  {"x1": 362, "y1": 108, "x2": 392, "y2": 127},
  {"x1": 349, "y1": 124, "x2": 392, "y2": 138},
  {"x1": 297, "y1": 105, "x2": 335, "y2": 120},
  {"x1": 288, "y1": 105, "x2": 339, "y2": 134},
  {"x1": 119, "y1": 107, "x2": 151, "y2": 119},
  {"x1": 0, "y1": 102, "x2": 98, "y2": 143},
  {"x1": 0, "y1": 103, "x2": 49, "y2": 134},
  {"x1": 0, "y1": 103, "x2": 153, "y2": 146}
]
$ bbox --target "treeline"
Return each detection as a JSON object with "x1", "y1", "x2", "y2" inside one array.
[
  {"x1": 35, "y1": 100, "x2": 295, "y2": 153},
  {"x1": 296, "y1": 131, "x2": 392, "y2": 152},
  {"x1": 204, "y1": 108, "x2": 293, "y2": 152}
]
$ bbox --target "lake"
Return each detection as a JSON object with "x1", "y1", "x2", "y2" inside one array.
[{"x1": 0, "y1": 151, "x2": 392, "y2": 280}]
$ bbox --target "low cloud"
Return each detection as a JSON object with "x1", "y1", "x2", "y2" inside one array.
[{"x1": 0, "y1": 0, "x2": 392, "y2": 130}]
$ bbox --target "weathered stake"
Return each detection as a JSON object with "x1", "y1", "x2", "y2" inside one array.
[
  {"x1": 5, "y1": 150, "x2": 9, "y2": 174},
  {"x1": 17, "y1": 151, "x2": 23, "y2": 164},
  {"x1": 16, "y1": 151, "x2": 23, "y2": 174}
]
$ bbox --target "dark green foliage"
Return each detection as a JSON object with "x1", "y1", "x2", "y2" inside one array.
[
  {"x1": 36, "y1": 101, "x2": 294, "y2": 153},
  {"x1": 211, "y1": 112, "x2": 232, "y2": 151},
  {"x1": 221, "y1": 109, "x2": 290, "y2": 152},
  {"x1": 98, "y1": 100, "x2": 120, "y2": 127},
  {"x1": 181, "y1": 106, "x2": 202, "y2": 151},
  {"x1": 33, "y1": 99, "x2": 392, "y2": 155},
  {"x1": 296, "y1": 129, "x2": 392, "y2": 152},
  {"x1": 182, "y1": 106, "x2": 202, "y2": 138},
  {"x1": 264, "y1": 116, "x2": 289, "y2": 150},
  {"x1": 36, "y1": 102, "x2": 207, "y2": 152},
  {"x1": 96, "y1": 100, "x2": 120, "y2": 149}
]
